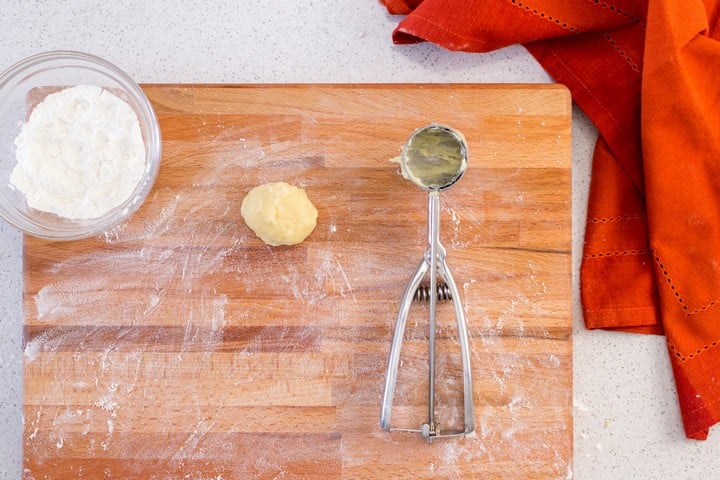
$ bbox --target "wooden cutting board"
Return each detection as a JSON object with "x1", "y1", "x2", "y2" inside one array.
[{"x1": 23, "y1": 84, "x2": 572, "y2": 479}]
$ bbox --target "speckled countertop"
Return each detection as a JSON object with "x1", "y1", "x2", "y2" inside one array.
[{"x1": 1, "y1": 2, "x2": 719, "y2": 479}]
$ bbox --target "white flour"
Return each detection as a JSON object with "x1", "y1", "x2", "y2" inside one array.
[{"x1": 10, "y1": 85, "x2": 146, "y2": 219}]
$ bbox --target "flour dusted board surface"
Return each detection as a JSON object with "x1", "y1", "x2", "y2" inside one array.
[{"x1": 22, "y1": 84, "x2": 572, "y2": 479}]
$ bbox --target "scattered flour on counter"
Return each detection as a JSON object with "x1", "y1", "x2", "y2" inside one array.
[
  {"x1": 23, "y1": 331, "x2": 48, "y2": 362},
  {"x1": 95, "y1": 382, "x2": 120, "y2": 413},
  {"x1": 34, "y1": 284, "x2": 81, "y2": 319},
  {"x1": 101, "y1": 419, "x2": 115, "y2": 451},
  {"x1": 10, "y1": 85, "x2": 146, "y2": 219},
  {"x1": 27, "y1": 410, "x2": 41, "y2": 440}
]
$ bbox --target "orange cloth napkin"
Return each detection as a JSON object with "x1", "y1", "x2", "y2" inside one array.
[{"x1": 380, "y1": 0, "x2": 720, "y2": 440}]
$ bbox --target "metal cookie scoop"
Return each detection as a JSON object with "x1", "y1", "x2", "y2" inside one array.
[{"x1": 380, "y1": 123, "x2": 475, "y2": 442}]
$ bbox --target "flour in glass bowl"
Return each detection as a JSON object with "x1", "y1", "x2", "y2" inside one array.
[{"x1": 9, "y1": 84, "x2": 146, "y2": 219}]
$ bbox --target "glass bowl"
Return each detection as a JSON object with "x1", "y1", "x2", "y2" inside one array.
[{"x1": 0, "y1": 50, "x2": 161, "y2": 240}]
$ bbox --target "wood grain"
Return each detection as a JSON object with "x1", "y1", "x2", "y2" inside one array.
[{"x1": 23, "y1": 84, "x2": 572, "y2": 479}]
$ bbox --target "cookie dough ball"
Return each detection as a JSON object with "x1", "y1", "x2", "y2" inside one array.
[{"x1": 241, "y1": 181, "x2": 318, "y2": 246}]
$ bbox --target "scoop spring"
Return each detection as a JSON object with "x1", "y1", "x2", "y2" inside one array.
[{"x1": 414, "y1": 283, "x2": 452, "y2": 303}]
